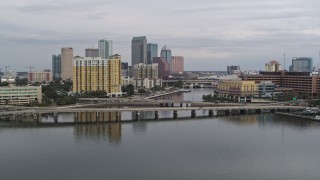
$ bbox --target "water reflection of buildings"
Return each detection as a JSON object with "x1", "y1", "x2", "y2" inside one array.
[
  {"x1": 223, "y1": 115, "x2": 258, "y2": 125},
  {"x1": 74, "y1": 123, "x2": 122, "y2": 144},
  {"x1": 75, "y1": 112, "x2": 121, "y2": 123}
]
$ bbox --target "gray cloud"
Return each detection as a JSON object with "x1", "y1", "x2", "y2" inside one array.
[{"x1": 0, "y1": 0, "x2": 320, "y2": 71}]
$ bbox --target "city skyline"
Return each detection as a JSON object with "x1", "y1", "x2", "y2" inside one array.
[{"x1": 1, "y1": 0, "x2": 320, "y2": 71}]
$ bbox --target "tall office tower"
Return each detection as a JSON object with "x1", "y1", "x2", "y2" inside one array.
[
  {"x1": 160, "y1": 45, "x2": 172, "y2": 72},
  {"x1": 52, "y1": 54, "x2": 61, "y2": 79},
  {"x1": 131, "y1": 36, "x2": 147, "y2": 66},
  {"x1": 85, "y1": 48, "x2": 99, "y2": 57},
  {"x1": 121, "y1": 62, "x2": 129, "y2": 77},
  {"x1": 133, "y1": 63, "x2": 158, "y2": 79},
  {"x1": 153, "y1": 57, "x2": 169, "y2": 79},
  {"x1": 147, "y1": 43, "x2": 158, "y2": 64},
  {"x1": 171, "y1": 56, "x2": 184, "y2": 73},
  {"x1": 98, "y1": 38, "x2": 113, "y2": 59},
  {"x1": 73, "y1": 57, "x2": 108, "y2": 93},
  {"x1": 227, "y1": 65, "x2": 240, "y2": 75},
  {"x1": 292, "y1": 57, "x2": 313, "y2": 72},
  {"x1": 107, "y1": 54, "x2": 122, "y2": 96},
  {"x1": 265, "y1": 60, "x2": 281, "y2": 72},
  {"x1": 61, "y1": 47, "x2": 74, "y2": 80}
]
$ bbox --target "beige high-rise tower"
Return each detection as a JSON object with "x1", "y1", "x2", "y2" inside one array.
[
  {"x1": 107, "y1": 54, "x2": 122, "y2": 96},
  {"x1": 61, "y1": 47, "x2": 74, "y2": 80}
]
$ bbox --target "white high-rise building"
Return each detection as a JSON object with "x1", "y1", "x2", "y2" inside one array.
[{"x1": 98, "y1": 38, "x2": 113, "y2": 59}]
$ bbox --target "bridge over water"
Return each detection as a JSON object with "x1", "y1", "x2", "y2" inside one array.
[{"x1": 0, "y1": 105, "x2": 305, "y2": 124}]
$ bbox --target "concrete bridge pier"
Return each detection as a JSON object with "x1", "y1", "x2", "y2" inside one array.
[
  {"x1": 135, "y1": 111, "x2": 140, "y2": 121},
  {"x1": 240, "y1": 109, "x2": 248, "y2": 115},
  {"x1": 209, "y1": 110, "x2": 214, "y2": 117},
  {"x1": 155, "y1": 111, "x2": 159, "y2": 120},
  {"x1": 270, "y1": 109, "x2": 276, "y2": 113},
  {"x1": 191, "y1": 110, "x2": 196, "y2": 118},
  {"x1": 53, "y1": 112, "x2": 58, "y2": 124},
  {"x1": 256, "y1": 109, "x2": 262, "y2": 114},
  {"x1": 33, "y1": 113, "x2": 40, "y2": 124},
  {"x1": 226, "y1": 109, "x2": 231, "y2": 116},
  {"x1": 74, "y1": 112, "x2": 78, "y2": 123},
  {"x1": 116, "y1": 112, "x2": 120, "y2": 122},
  {"x1": 180, "y1": 103, "x2": 183, "y2": 107},
  {"x1": 173, "y1": 110, "x2": 178, "y2": 119},
  {"x1": 96, "y1": 112, "x2": 99, "y2": 123}
]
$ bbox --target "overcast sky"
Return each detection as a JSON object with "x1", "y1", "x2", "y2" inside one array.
[{"x1": 1, "y1": 0, "x2": 320, "y2": 71}]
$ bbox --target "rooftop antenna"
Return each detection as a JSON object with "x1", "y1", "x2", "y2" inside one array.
[
  {"x1": 283, "y1": 53, "x2": 286, "y2": 71},
  {"x1": 25, "y1": 66, "x2": 34, "y2": 73}
]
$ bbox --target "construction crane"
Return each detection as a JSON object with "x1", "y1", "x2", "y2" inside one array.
[
  {"x1": 5, "y1": 66, "x2": 9, "y2": 73},
  {"x1": 25, "y1": 66, "x2": 34, "y2": 73}
]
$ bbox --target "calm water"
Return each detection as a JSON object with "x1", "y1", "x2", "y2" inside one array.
[{"x1": 1, "y1": 89, "x2": 320, "y2": 180}]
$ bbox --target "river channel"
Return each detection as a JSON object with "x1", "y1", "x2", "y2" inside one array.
[{"x1": 1, "y1": 88, "x2": 320, "y2": 180}]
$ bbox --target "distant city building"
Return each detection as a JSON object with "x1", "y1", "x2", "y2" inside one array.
[
  {"x1": 131, "y1": 36, "x2": 147, "y2": 66},
  {"x1": 265, "y1": 60, "x2": 281, "y2": 72},
  {"x1": 52, "y1": 54, "x2": 61, "y2": 79},
  {"x1": 258, "y1": 81, "x2": 275, "y2": 98},
  {"x1": 153, "y1": 57, "x2": 169, "y2": 79},
  {"x1": 171, "y1": 56, "x2": 184, "y2": 73},
  {"x1": 147, "y1": 43, "x2": 158, "y2": 64},
  {"x1": 1, "y1": 70, "x2": 16, "y2": 83},
  {"x1": 60, "y1": 47, "x2": 74, "y2": 80},
  {"x1": 227, "y1": 65, "x2": 240, "y2": 75},
  {"x1": 0, "y1": 86, "x2": 42, "y2": 105},
  {"x1": 160, "y1": 45, "x2": 172, "y2": 72},
  {"x1": 98, "y1": 38, "x2": 113, "y2": 59},
  {"x1": 132, "y1": 78, "x2": 162, "y2": 90},
  {"x1": 121, "y1": 62, "x2": 129, "y2": 77},
  {"x1": 292, "y1": 57, "x2": 313, "y2": 72},
  {"x1": 28, "y1": 69, "x2": 53, "y2": 83},
  {"x1": 16, "y1": 72, "x2": 28, "y2": 80},
  {"x1": 73, "y1": 55, "x2": 122, "y2": 97},
  {"x1": 133, "y1": 63, "x2": 158, "y2": 79},
  {"x1": 85, "y1": 48, "x2": 99, "y2": 57}
]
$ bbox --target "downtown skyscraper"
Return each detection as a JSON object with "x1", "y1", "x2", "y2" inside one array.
[
  {"x1": 60, "y1": 47, "x2": 73, "y2": 80},
  {"x1": 98, "y1": 38, "x2": 113, "y2": 59},
  {"x1": 147, "y1": 43, "x2": 158, "y2": 64},
  {"x1": 160, "y1": 45, "x2": 172, "y2": 72},
  {"x1": 131, "y1": 36, "x2": 147, "y2": 66}
]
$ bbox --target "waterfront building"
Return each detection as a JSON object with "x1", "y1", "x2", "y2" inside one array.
[
  {"x1": 73, "y1": 57, "x2": 108, "y2": 93},
  {"x1": 131, "y1": 36, "x2": 147, "y2": 66},
  {"x1": 292, "y1": 57, "x2": 313, "y2": 72},
  {"x1": 242, "y1": 71, "x2": 320, "y2": 98},
  {"x1": 107, "y1": 54, "x2": 122, "y2": 97},
  {"x1": 28, "y1": 70, "x2": 53, "y2": 83},
  {"x1": 216, "y1": 80, "x2": 258, "y2": 102},
  {"x1": 171, "y1": 56, "x2": 184, "y2": 73},
  {"x1": 85, "y1": 48, "x2": 99, "y2": 57},
  {"x1": 0, "y1": 86, "x2": 42, "y2": 105},
  {"x1": 98, "y1": 38, "x2": 113, "y2": 59},
  {"x1": 52, "y1": 54, "x2": 61, "y2": 79},
  {"x1": 258, "y1": 81, "x2": 275, "y2": 98},
  {"x1": 265, "y1": 60, "x2": 281, "y2": 72},
  {"x1": 147, "y1": 43, "x2": 158, "y2": 64},
  {"x1": 160, "y1": 45, "x2": 172, "y2": 72},
  {"x1": 153, "y1": 57, "x2": 169, "y2": 79},
  {"x1": 227, "y1": 65, "x2": 240, "y2": 75},
  {"x1": 133, "y1": 63, "x2": 158, "y2": 79},
  {"x1": 132, "y1": 78, "x2": 162, "y2": 90},
  {"x1": 73, "y1": 55, "x2": 121, "y2": 97},
  {"x1": 61, "y1": 47, "x2": 74, "y2": 80}
]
